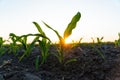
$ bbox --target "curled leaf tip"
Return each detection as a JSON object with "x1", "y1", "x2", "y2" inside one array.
[{"x1": 63, "y1": 12, "x2": 81, "y2": 39}]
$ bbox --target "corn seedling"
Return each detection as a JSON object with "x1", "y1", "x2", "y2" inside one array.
[
  {"x1": 79, "y1": 37, "x2": 83, "y2": 44},
  {"x1": 115, "y1": 33, "x2": 120, "y2": 47},
  {"x1": 8, "y1": 33, "x2": 20, "y2": 55},
  {"x1": 71, "y1": 37, "x2": 83, "y2": 48},
  {"x1": 91, "y1": 37, "x2": 105, "y2": 60},
  {"x1": 42, "y1": 12, "x2": 81, "y2": 65},
  {"x1": 97, "y1": 37, "x2": 104, "y2": 46},
  {"x1": 33, "y1": 22, "x2": 51, "y2": 65},
  {"x1": 0, "y1": 37, "x2": 6, "y2": 56},
  {"x1": 18, "y1": 33, "x2": 48, "y2": 61},
  {"x1": 0, "y1": 37, "x2": 5, "y2": 47}
]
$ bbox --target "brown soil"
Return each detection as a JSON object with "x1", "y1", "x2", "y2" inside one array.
[{"x1": 0, "y1": 43, "x2": 120, "y2": 80}]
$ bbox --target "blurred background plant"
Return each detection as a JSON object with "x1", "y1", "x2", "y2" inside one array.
[
  {"x1": 8, "y1": 33, "x2": 20, "y2": 56},
  {"x1": 115, "y1": 33, "x2": 120, "y2": 47},
  {"x1": 91, "y1": 37, "x2": 105, "y2": 60},
  {"x1": 0, "y1": 37, "x2": 6, "y2": 56}
]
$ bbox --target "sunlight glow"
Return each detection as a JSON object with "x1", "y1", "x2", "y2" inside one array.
[{"x1": 65, "y1": 38, "x2": 72, "y2": 44}]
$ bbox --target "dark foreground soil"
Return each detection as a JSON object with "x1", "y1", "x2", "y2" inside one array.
[{"x1": 0, "y1": 43, "x2": 120, "y2": 80}]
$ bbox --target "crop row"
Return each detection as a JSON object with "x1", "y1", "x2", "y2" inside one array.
[
  {"x1": 0, "y1": 12, "x2": 81, "y2": 69},
  {"x1": 0, "y1": 12, "x2": 120, "y2": 70}
]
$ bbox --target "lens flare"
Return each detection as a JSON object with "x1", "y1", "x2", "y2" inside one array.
[{"x1": 65, "y1": 38, "x2": 71, "y2": 44}]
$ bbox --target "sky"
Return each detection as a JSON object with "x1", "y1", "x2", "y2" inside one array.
[{"x1": 0, "y1": 0, "x2": 120, "y2": 43}]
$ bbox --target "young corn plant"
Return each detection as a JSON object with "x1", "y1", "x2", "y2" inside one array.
[
  {"x1": 33, "y1": 22, "x2": 51, "y2": 66},
  {"x1": 8, "y1": 33, "x2": 20, "y2": 55},
  {"x1": 115, "y1": 33, "x2": 120, "y2": 47},
  {"x1": 18, "y1": 33, "x2": 48, "y2": 61},
  {"x1": 0, "y1": 37, "x2": 6, "y2": 56},
  {"x1": 91, "y1": 37, "x2": 105, "y2": 60},
  {"x1": 0, "y1": 37, "x2": 5, "y2": 47},
  {"x1": 42, "y1": 12, "x2": 81, "y2": 65},
  {"x1": 97, "y1": 37, "x2": 104, "y2": 46},
  {"x1": 71, "y1": 37, "x2": 83, "y2": 48}
]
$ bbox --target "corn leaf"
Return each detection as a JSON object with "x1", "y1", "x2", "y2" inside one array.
[
  {"x1": 35, "y1": 55, "x2": 40, "y2": 70},
  {"x1": 64, "y1": 58, "x2": 77, "y2": 65},
  {"x1": 64, "y1": 12, "x2": 81, "y2": 39},
  {"x1": 42, "y1": 21, "x2": 64, "y2": 44},
  {"x1": 33, "y1": 22, "x2": 45, "y2": 36}
]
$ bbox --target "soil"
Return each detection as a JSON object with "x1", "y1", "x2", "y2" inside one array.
[{"x1": 0, "y1": 43, "x2": 120, "y2": 80}]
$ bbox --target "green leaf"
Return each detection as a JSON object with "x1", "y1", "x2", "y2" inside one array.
[
  {"x1": 33, "y1": 22, "x2": 51, "y2": 43},
  {"x1": 42, "y1": 21, "x2": 64, "y2": 45},
  {"x1": 18, "y1": 33, "x2": 50, "y2": 61},
  {"x1": 42, "y1": 21, "x2": 62, "y2": 40},
  {"x1": 33, "y1": 22, "x2": 45, "y2": 36},
  {"x1": 64, "y1": 58, "x2": 77, "y2": 65},
  {"x1": 9, "y1": 33, "x2": 16, "y2": 37},
  {"x1": 64, "y1": 12, "x2": 81, "y2": 39},
  {"x1": 35, "y1": 55, "x2": 40, "y2": 70},
  {"x1": 0, "y1": 37, "x2": 5, "y2": 47}
]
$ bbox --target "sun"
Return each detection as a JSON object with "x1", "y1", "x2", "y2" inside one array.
[{"x1": 65, "y1": 38, "x2": 72, "y2": 44}]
